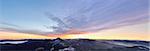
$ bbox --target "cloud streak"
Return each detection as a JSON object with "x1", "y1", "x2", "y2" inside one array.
[
  {"x1": 47, "y1": 0, "x2": 148, "y2": 33},
  {"x1": 0, "y1": 0, "x2": 148, "y2": 35},
  {"x1": 0, "y1": 22, "x2": 49, "y2": 34}
]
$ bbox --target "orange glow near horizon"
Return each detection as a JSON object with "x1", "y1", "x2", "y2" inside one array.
[
  {"x1": 63, "y1": 33, "x2": 150, "y2": 41},
  {"x1": 61, "y1": 23, "x2": 149, "y2": 41},
  {"x1": 0, "y1": 31, "x2": 55, "y2": 40},
  {"x1": 0, "y1": 24, "x2": 149, "y2": 41},
  {"x1": 0, "y1": 31, "x2": 149, "y2": 41}
]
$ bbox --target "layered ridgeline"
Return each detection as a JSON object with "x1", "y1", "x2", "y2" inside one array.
[{"x1": 0, "y1": 38, "x2": 149, "y2": 51}]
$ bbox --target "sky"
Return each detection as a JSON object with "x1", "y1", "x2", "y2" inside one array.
[{"x1": 0, "y1": 0, "x2": 149, "y2": 40}]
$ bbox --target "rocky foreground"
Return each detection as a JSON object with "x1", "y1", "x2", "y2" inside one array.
[{"x1": 0, "y1": 38, "x2": 149, "y2": 51}]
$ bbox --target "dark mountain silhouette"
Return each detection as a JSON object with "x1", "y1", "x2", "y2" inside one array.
[{"x1": 0, "y1": 38, "x2": 149, "y2": 51}]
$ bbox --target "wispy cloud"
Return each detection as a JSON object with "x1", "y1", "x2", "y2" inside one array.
[
  {"x1": 0, "y1": 22, "x2": 21, "y2": 28},
  {"x1": 1, "y1": 0, "x2": 148, "y2": 34},
  {"x1": 0, "y1": 22, "x2": 49, "y2": 34},
  {"x1": 47, "y1": 0, "x2": 148, "y2": 33}
]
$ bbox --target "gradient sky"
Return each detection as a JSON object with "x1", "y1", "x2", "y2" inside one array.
[{"x1": 0, "y1": 0, "x2": 149, "y2": 40}]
